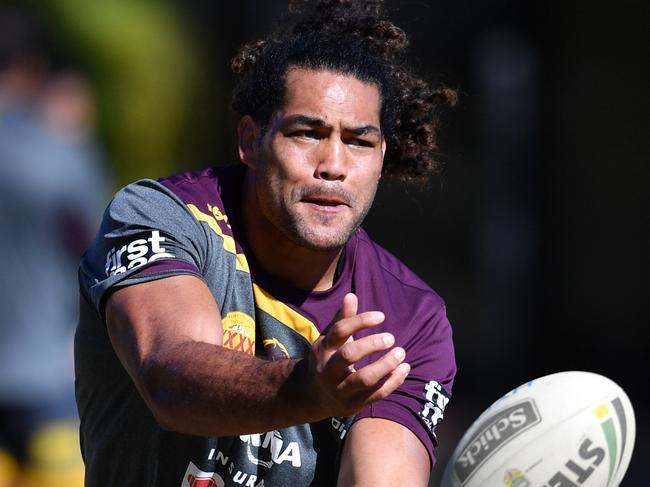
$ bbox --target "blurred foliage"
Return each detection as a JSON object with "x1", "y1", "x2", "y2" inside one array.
[{"x1": 37, "y1": 0, "x2": 210, "y2": 187}]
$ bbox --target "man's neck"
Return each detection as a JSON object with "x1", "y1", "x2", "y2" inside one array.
[{"x1": 242, "y1": 172, "x2": 343, "y2": 292}]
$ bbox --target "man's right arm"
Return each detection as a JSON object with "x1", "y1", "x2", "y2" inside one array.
[{"x1": 105, "y1": 276, "x2": 409, "y2": 436}]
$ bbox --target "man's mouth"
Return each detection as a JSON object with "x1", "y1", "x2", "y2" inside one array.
[{"x1": 301, "y1": 196, "x2": 349, "y2": 207}]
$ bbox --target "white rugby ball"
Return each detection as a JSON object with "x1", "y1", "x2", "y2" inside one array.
[{"x1": 441, "y1": 371, "x2": 635, "y2": 487}]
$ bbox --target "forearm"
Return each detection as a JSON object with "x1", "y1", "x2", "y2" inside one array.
[
  {"x1": 135, "y1": 340, "x2": 320, "y2": 436},
  {"x1": 105, "y1": 276, "x2": 323, "y2": 436},
  {"x1": 106, "y1": 278, "x2": 408, "y2": 438}
]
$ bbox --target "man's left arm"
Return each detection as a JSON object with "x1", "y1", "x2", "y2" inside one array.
[{"x1": 337, "y1": 417, "x2": 430, "y2": 486}]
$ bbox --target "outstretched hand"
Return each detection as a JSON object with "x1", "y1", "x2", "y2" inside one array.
[{"x1": 308, "y1": 293, "x2": 410, "y2": 418}]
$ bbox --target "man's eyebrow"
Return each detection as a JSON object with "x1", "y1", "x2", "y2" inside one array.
[
  {"x1": 345, "y1": 125, "x2": 381, "y2": 137},
  {"x1": 284, "y1": 115, "x2": 327, "y2": 127}
]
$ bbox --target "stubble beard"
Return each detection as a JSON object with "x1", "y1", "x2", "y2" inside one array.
[
  {"x1": 261, "y1": 182, "x2": 377, "y2": 253},
  {"x1": 281, "y1": 207, "x2": 358, "y2": 252}
]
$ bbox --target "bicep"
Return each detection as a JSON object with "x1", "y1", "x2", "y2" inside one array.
[
  {"x1": 105, "y1": 275, "x2": 223, "y2": 392},
  {"x1": 337, "y1": 417, "x2": 430, "y2": 487}
]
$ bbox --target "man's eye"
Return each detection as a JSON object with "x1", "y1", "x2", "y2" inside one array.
[
  {"x1": 291, "y1": 130, "x2": 318, "y2": 139},
  {"x1": 347, "y1": 138, "x2": 375, "y2": 148}
]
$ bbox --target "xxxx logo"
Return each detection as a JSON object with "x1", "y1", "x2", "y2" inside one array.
[
  {"x1": 223, "y1": 330, "x2": 255, "y2": 354},
  {"x1": 222, "y1": 311, "x2": 255, "y2": 356}
]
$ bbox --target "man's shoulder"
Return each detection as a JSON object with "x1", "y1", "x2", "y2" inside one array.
[
  {"x1": 158, "y1": 165, "x2": 224, "y2": 188},
  {"x1": 353, "y1": 229, "x2": 445, "y2": 309},
  {"x1": 157, "y1": 164, "x2": 243, "y2": 205}
]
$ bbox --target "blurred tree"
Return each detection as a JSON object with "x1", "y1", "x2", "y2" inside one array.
[{"x1": 39, "y1": 0, "x2": 209, "y2": 186}]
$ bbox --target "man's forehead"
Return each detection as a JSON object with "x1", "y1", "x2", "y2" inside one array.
[{"x1": 281, "y1": 67, "x2": 382, "y2": 124}]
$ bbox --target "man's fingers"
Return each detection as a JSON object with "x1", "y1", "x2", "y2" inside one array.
[
  {"x1": 362, "y1": 362, "x2": 411, "y2": 404},
  {"x1": 330, "y1": 292, "x2": 358, "y2": 325},
  {"x1": 333, "y1": 361, "x2": 411, "y2": 416},
  {"x1": 310, "y1": 292, "x2": 409, "y2": 417},
  {"x1": 328, "y1": 333, "x2": 396, "y2": 372},
  {"x1": 323, "y1": 310, "x2": 385, "y2": 350},
  {"x1": 322, "y1": 293, "x2": 360, "y2": 350},
  {"x1": 338, "y1": 346, "x2": 406, "y2": 390},
  {"x1": 339, "y1": 292, "x2": 358, "y2": 320}
]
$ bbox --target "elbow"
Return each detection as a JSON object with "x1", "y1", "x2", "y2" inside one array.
[
  {"x1": 148, "y1": 402, "x2": 182, "y2": 433},
  {"x1": 138, "y1": 357, "x2": 186, "y2": 433}
]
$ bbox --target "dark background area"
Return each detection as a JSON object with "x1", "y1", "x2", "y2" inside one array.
[{"x1": 3, "y1": 1, "x2": 647, "y2": 485}]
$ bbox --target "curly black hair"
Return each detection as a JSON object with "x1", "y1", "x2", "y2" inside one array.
[{"x1": 231, "y1": 0, "x2": 456, "y2": 184}]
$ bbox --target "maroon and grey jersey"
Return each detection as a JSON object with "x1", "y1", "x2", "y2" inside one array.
[{"x1": 76, "y1": 164, "x2": 456, "y2": 486}]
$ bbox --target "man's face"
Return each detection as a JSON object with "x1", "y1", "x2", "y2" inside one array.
[{"x1": 248, "y1": 68, "x2": 385, "y2": 251}]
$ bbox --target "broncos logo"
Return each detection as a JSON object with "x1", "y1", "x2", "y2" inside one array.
[{"x1": 263, "y1": 338, "x2": 290, "y2": 360}]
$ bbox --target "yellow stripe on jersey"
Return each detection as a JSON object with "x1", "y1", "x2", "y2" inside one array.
[
  {"x1": 187, "y1": 203, "x2": 318, "y2": 343},
  {"x1": 186, "y1": 203, "x2": 250, "y2": 273},
  {"x1": 253, "y1": 283, "x2": 320, "y2": 344}
]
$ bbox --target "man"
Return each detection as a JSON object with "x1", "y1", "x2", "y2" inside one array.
[{"x1": 75, "y1": 1, "x2": 456, "y2": 485}]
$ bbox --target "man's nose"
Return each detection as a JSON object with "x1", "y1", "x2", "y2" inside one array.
[{"x1": 314, "y1": 138, "x2": 347, "y2": 181}]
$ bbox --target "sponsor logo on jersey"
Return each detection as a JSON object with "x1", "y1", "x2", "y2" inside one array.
[
  {"x1": 208, "y1": 203, "x2": 231, "y2": 228},
  {"x1": 454, "y1": 399, "x2": 540, "y2": 485},
  {"x1": 105, "y1": 230, "x2": 174, "y2": 276},
  {"x1": 239, "y1": 431, "x2": 302, "y2": 469},
  {"x1": 181, "y1": 462, "x2": 225, "y2": 487},
  {"x1": 419, "y1": 380, "x2": 450, "y2": 435},
  {"x1": 222, "y1": 311, "x2": 255, "y2": 355},
  {"x1": 263, "y1": 337, "x2": 290, "y2": 360},
  {"x1": 503, "y1": 468, "x2": 531, "y2": 487},
  {"x1": 331, "y1": 416, "x2": 348, "y2": 440}
]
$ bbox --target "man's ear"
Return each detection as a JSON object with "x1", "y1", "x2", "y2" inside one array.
[
  {"x1": 379, "y1": 136, "x2": 387, "y2": 179},
  {"x1": 237, "y1": 115, "x2": 261, "y2": 169}
]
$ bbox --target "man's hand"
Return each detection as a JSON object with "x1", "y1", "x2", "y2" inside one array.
[{"x1": 308, "y1": 293, "x2": 411, "y2": 417}]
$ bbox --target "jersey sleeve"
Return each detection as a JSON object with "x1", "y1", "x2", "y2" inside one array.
[
  {"x1": 353, "y1": 298, "x2": 456, "y2": 470},
  {"x1": 79, "y1": 178, "x2": 209, "y2": 317}
]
